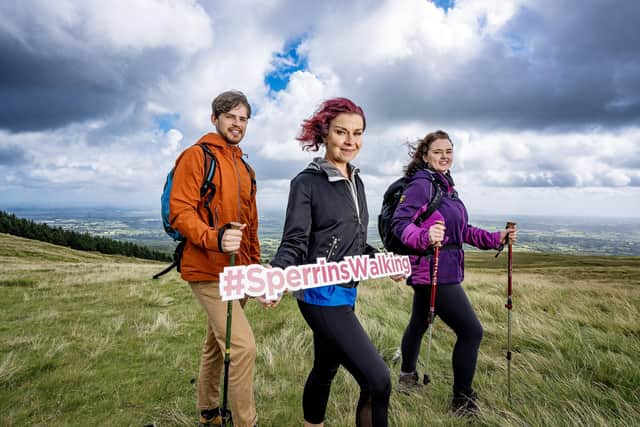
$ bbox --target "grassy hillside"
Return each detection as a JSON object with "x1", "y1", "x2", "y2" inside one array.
[{"x1": 1, "y1": 233, "x2": 639, "y2": 426}]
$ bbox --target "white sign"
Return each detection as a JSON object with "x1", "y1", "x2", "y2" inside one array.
[{"x1": 219, "y1": 252, "x2": 412, "y2": 301}]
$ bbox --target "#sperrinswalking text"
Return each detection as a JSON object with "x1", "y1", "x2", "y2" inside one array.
[{"x1": 219, "y1": 252, "x2": 412, "y2": 301}]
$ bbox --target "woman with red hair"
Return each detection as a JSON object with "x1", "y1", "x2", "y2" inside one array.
[{"x1": 271, "y1": 98, "x2": 392, "y2": 426}]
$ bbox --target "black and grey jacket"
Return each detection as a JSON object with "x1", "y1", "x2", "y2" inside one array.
[{"x1": 270, "y1": 158, "x2": 377, "y2": 287}]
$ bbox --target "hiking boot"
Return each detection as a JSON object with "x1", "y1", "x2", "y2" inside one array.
[
  {"x1": 451, "y1": 390, "x2": 479, "y2": 416},
  {"x1": 198, "y1": 408, "x2": 224, "y2": 426},
  {"x1": 397, "y1": 371, "x2": 422, "y2": 394}
]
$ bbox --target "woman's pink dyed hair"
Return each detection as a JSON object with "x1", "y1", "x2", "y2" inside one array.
[{"x1": 296, "y1": 97, "x2": 366, "y2": 151}]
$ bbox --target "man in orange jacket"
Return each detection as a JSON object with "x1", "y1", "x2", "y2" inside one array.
[{"x1": 170, "y1": 90, "x2": 260, "y2": 427}]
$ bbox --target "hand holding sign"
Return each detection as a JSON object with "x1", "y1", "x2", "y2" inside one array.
[{"x1": 219, "y1": 253, "x2": 412, "y2": 301}]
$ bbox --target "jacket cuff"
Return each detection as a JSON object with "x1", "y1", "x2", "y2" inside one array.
[
  {"x1": 401, "y1": 212, "x2": 445, "y2": 251},
  {"x1": 492, "y1": 231, "x2": 503, "y2": 250},
  {"x1": 401, "y1": 223, "x2": 430, "y2": 252}
]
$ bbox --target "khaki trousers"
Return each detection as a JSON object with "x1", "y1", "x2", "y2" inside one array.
[{"x1": 190, "y1": 282, "x2": 257, "y2": 427}]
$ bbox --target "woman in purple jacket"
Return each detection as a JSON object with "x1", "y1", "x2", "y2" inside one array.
[{"x1": 391, "y1": 130, "x2": 517, "y2": 415}]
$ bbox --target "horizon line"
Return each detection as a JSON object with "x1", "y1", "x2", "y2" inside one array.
[{"x1": 2, "y1": 205, "x2": 640, "y2": 221}]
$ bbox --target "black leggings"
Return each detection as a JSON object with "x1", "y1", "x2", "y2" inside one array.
[
  {"x1": 400, "y1": 283, "x2": 483, "y2": 395},
  {"x1": 297, "y1": 300, "x2": 391, "y2": 426}
]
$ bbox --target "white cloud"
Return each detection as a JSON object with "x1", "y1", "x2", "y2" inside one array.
[
  {"x1": 0, "y1": 122, "x2": 176, "y2": 203},
  {"x1": 601, "y1": 170, "x2": 631, "y2": 187},
  {"x1": 1, "y1": 0, "x2": 640, "y2": 219},
  {"x1": 249, "y1": 70, "x2": 341, "y2": 162},
  {"x1": 161, "y1": 129, "x2": 184, "y2": 156},
  {"x1": 0, "y1": 0, "x2": 213, "y2": 54}
]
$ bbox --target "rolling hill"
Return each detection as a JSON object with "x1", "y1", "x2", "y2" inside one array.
[{"x1": 1, "y1": 233, "x2": 639, "y2": 426}]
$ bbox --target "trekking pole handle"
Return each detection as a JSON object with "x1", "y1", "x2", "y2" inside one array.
[
  {"x1": 433, "y1": 220, "x2": 444, "y2": 249},
  {"x1": 228, "y1": 222, "x2": 243, "y2": 261},
  {"x1": 496, "y1": 220, "x2": 517, "y2": 257},
  {"x1": 505, "y1": 221, "x2": 517, "y2": 244},
  {"x1": 507, "y1": 221, "x2": 515, "y2": 299}
]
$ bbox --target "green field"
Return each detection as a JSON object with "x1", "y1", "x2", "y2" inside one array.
[{"x1": 1, "y1": 233, "x2": 639, "y2": 426}]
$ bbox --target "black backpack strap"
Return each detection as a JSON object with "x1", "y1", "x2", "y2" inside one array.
[
  {"x1": 415, "y1": 174, "x2": 443, "y2": 226},
  {"x1": 152, "y1": 261, "x2": 177, "y2": 280},
  {"x1": 152, "y1": 240, "x2": 187, "y2": 279},
  {"x1": 239, "y1": 156, "x2": 256, "y2": 196},
  {"x1": 199, "y1": 145, "x2": 218, "y2": 227}
]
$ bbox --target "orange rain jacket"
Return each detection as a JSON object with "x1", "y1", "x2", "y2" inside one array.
[{"x1": 169, "y1": 132, "x2": 260, "y2": 282}]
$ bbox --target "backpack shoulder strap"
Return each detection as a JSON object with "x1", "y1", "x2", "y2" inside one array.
[
  {"x1": 198, "y1": 144, "x2": 217, "y2": 198},
  {"x1": 198, "y1": 144, "x2": 218, "y2": 226},
  {"x1": 239, "y1": 156, "x2": 256, "y2": 196},
  {"x1": 414, "y1": 173, "x2": 443, "y2": 226}
]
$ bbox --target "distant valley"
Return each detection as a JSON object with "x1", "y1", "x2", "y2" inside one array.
[{"x1": 5, "y1": 207, "x2": 640, "y2": 259}]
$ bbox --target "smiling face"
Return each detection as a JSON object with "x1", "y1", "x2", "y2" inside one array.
[
  {"x1": 211, "y1": 104, "x2": 249, "y2": 145},
  {"x1": 423, "y1": 138, "x2": 453, "y2": 173},
  {"x1": 323, "y1": 113, "x2": 364, "y2": 172}
]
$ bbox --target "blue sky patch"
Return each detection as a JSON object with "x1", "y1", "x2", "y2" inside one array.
[
  {"x1": 264, "y1": 36, "x2": 308, "y2": 93},
  {"x1": 154, "y1": 113, "x2": 180, "y2": 132},
  {"x1": 505, "y1": 34, "x2": 526, "y2": 55},
  {"x1": 433, "y1": 0, "x2": 454, "y2": 12}
]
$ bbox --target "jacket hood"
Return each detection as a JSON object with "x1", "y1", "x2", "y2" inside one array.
[
  {"x1": 196, "y1": 132, "x2": 244, "y2": 156},
  {"x1": 306, "y1": 157, "x2": 360, "y2": 181},
  {"x1": 413, "y1": 168, "x2": 455, "y2": 193}
]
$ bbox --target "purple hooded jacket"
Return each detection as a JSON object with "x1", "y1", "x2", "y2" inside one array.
[{"x1": 391, "y1": 169, "x2": 501, "y2": 286}]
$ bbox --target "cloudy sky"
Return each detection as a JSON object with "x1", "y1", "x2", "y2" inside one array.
[{"x1": 1, "y1": 0, "x2": 639, "y2": 219}]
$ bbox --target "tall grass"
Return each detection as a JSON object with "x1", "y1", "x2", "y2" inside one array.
[{"x1": 1, "y1": 233, "x2": 639, "y2": 426}]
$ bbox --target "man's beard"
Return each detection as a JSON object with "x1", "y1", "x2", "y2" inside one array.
[{"x1": 217, "y1": 126, "x2": 243, "y2": 144}]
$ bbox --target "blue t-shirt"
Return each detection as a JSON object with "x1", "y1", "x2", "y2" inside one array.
[{"x1": 296, "y1": 284, "x2": 357, "y2": 307}]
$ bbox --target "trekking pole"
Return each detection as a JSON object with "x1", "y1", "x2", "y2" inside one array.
[
  {"x1": 221, "y1": 222, "x2": 242, "y2": 427},
  {"x1": 423, "y1": 220, "x2": 443, "y2": 385},
  {"x1": 504, "y1": 221, "x2": 516, "y2": 403}
]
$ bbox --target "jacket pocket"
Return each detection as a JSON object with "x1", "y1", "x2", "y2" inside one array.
[
  {"x1": 325, "y1": 235, "x2": 341, "y2": 261},
  {"x1": 181, "y1": 242, "x2": 214, "y2": 278}
]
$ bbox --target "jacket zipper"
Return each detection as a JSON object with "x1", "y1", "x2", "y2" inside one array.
[
  {"x1": 232, "y1": 149, "x2": 241, "y2": 221},
  {"x1": 343, "y1": 175, "x2": 361, "y2": 224},
  {"x1": 326, "y1": 236, "x2": 338, "y2": 261},
  {"x1": 342, "y1": 173, "x2": 366, "y2": 251}
]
